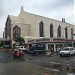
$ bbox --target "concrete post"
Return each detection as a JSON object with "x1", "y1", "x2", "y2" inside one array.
[
  {"x1": 45, "y1": 43, "x2": 48, "y2": 51},
  {"x1": 54, "y1": 44, "x2": 56, "y2": 52}
]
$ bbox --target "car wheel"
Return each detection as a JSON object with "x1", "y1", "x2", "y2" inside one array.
[
  {"x1": 36, "y1": 52, "x2": 38, "y2": 55},
  {"x1": 74, "y1": 52, "x2": 75, "y2": 55},
  {"x1": 68, "y1": 53, "x2": 70, "y2": 56},
  {"x1": 60, "y1": 54, "x2": 62, "y2": 57}
]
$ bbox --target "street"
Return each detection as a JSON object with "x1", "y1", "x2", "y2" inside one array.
[{"x1": 0, "y1": 50, "x2": 75, "y2": 75}]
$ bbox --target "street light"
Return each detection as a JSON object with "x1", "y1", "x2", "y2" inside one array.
[{"x1": 72, "y1": 33, "x2": 75, "y2": 47}]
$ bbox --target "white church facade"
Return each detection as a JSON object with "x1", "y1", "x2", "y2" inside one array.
[{"x1": 4, "y1": 6, "x2": 75, "y2": 50}]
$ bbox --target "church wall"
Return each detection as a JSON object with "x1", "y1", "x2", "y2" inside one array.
[
  {"x1": 21, "y1": 24, "x2": 31, "y2": 37},
  {"x1": 10, "y1": 8, "x2": 75, "y2": 43},
  {"x1": 30, "y1": 14, "x2": 74, "y2": 39}
]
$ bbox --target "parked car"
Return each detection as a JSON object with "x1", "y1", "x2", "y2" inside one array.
[
  {"x1": 59, "y1": 47, "x2": 75, "y2": 56},
  {"x1": 28, "y1": 46, "x2": 45, "y2": 54}
]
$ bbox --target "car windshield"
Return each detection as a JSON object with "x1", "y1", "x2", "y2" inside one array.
[{"x1": 62, "y1": 48, "x2": 69, "y2": 51}]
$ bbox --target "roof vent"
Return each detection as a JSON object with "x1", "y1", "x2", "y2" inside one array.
[
  {"x1": 21, "y1": 6, "x2": 24, "y2": 12},
  {"x1": 62, "y1": 18, "x2": 65, "y2": 22}
]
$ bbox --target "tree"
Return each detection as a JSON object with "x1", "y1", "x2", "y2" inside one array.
[
  {"x1": 15, "y1": 37, "x2": 25, "y2": 46},
  {"x1": 0, "y1": 41, "x2": 3, "y2": 48}
]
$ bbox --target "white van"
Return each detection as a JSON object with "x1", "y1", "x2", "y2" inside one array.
[{"x1": 59, "y1": 47, "x2": 75, "y2": 56}]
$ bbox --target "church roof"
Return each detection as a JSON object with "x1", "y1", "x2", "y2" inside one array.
[
  {"x1": 19, "y1": 10, "x2": 73, "y2": 25},
  {"x1": 8, "y1": 6, "x2": 74, "y2": 25},
  {"x1": 9, "y1": 15, "x2": 20, "y2": 22},
  {"x1": 20, "y1": 6, "x2": 74, "y2": 25}
]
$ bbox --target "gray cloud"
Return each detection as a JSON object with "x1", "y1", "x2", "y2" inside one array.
[
  {"x1": 24, "y1": 0, "x2": 74, "y2": 12},
  {"x1": 24, "y1": 0, "x2": 74, "y2": 24},
  {"x1": 0, "y1": 0, "x2": 5, "y2": 17},
  {"x1": 0, "y1": 0, "x2": 74, "y2": 37}
]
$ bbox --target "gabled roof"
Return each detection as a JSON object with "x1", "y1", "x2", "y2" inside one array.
[
  {"x1": 9, "y1": 15, "x2": 20, "y2": 22},
  {"x1": 19, "y1": 9, "x2": 74, "y2": 25}
]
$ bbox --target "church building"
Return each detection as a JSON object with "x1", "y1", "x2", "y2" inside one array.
[{"x1": 4, "y1": 6, "x2": 75, "y2": 50}]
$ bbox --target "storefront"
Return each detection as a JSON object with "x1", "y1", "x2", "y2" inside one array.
[
  {"x1": 1, "y1": 39, "x2": 12, "y2": 49},
  {"x1": 28, "y1": 38, "x2": 75, "y2": 52}
]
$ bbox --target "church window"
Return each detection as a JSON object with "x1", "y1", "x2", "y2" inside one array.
[
  {"x1": 39, "y1": 21, "x2": 44, "y2": 37},
  {"x1": 50, "y1": 23, "x2": 53, "y2": 37},
  {"x1": 13, "y1": 25, "x2": 21, "y2": 40},
  {"x1": 57, "y1": 25, "x2": 61, "y2": 38}
]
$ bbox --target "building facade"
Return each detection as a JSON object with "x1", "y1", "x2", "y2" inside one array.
[{"x1": 4, "y1": 6, "x2": 75, "y2": 50}]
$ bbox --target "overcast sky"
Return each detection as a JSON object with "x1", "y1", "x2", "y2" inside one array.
[{"x1": 0, "y1": 0, "x2": 75, "y2": 38}]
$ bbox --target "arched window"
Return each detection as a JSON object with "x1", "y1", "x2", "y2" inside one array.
[
  {"x1": 71, "y1": 28, "x2": 73, "y2": 39},
  {"x1": 57, "y1": 25, "x2": 61, "y2": 38},
  {"x1": 50, "y1": 23, "x2": 53, "y2": 37},
  {"x1": 13, "y1": 25, "x2": 21, "y2": 40},
  {"x1": 39, "y1": 21, "x2": 44, "y2": 37},
  {"x1": 65, "y1": 27, "x2": 68, "y2": 38}
]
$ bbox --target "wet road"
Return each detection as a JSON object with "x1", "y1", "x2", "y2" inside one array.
[
  {"x1": 0, "y1": 50, "x2": 75, "y2": 75},
  {"x1": 0, "y1": 50, "x2": 13, "y2": 63}
]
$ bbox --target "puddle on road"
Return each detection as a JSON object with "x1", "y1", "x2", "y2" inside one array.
[
  {"x1": 40, "y1": 61, "x2": 75, "y2": 75},
  {"x1": 0, "y1": 51, "x2": 25, "y2": 63}
]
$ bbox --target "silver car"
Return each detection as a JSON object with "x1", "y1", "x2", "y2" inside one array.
[{"x1": 59, "y1": 47, "x2": 75, "y2": 56}]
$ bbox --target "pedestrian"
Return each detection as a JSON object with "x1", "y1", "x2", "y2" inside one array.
[
  {"x1": 51, "y1": 47, "x2": 54, "y2": 55},
  {"x1": 46, "y1": 47, "x2": 51, "y2": 56}
]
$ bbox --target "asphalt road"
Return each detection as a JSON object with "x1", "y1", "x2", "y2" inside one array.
[{"x1": 0, "y1": 50, "x2": 75, "y2": 75}]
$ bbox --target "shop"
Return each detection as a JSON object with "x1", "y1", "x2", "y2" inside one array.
[
  {"x1": 28, "y1": 38, "x2": 75, "y2": 52},
  {"x1": 1, "y1": 39, "x2": 12, "y2": 49}
]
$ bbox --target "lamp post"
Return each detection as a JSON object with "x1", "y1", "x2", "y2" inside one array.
[
  {"x1": 72, "y1": 33, "x2": 75, "y2": 47},
  {"x1": 73, "y1": 33, "x2": 75, "y2": 47}
]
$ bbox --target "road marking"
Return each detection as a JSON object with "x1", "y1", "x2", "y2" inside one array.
[
  {"x1": 44, "y1": 68, "x2": 59, "y2": 72},
  {"x1": 31, "y1": 64, "x2": 60, "y2": 73},
  {"x1": 31, "y1": 69, "x2": 48, "y2": 75},
  {"x1": 44, "y1": 61, "x2": 72, "y2": 66},
  {"x1": 41, "y1": 72, "x2": 49, "y2": 75},
  {"x1": 44, "y1": 61, "x2": 63, "y2": 65},
  {"x1": 67, "y1": 73, "x2": 75, "y2": 75}
]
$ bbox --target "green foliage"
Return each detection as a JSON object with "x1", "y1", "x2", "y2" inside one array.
[
  {"x1": 15, "y1": 37, "x2": 25, "y2": 46},
  {"x1": 0, "y1": 41, "x2": 3, "y2": 48},
  {"x1": 12, "y1": 43, "x2": 16, "y2": 49}
]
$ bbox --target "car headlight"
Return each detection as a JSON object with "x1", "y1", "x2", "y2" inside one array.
[{"x1": 65, "y1": 52, "x2": 70, "y2": 54}]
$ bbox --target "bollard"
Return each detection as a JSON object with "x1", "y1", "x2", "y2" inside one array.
[
  {"x1": 60, "y1": 68, "x2": 62, "y2": 72},
  {"x1": 66, "y1": 66, "x2": 69, "y2": 72},
  {"x1": 72, "y1": 67, "x2": 75, "y2": 73}
]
